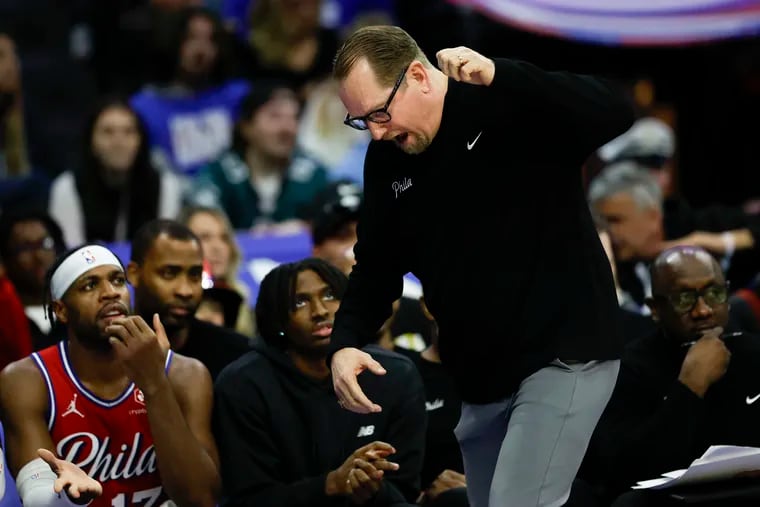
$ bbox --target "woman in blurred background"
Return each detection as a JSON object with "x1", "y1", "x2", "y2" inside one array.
[
  {"x1": 179, "y1": 204, "x2": 256, "y2": 338},
  {"x1": 48, "y1": 95, "x2": 182, "y2": 247}
]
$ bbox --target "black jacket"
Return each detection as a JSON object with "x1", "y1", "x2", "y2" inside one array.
[
  {"x1": 396, "y1": 348, "x2": 463, "y2": 489},
  {"x1": 585, "y1": 330, "x2": 760, "y2": 498},
  {"x1": 328, "y1": 58, "x2": 634, "y2": 404},
  {"x1": 179, "y1": 317, "x2": 252, "y2": 380},
  {"x1": 213, "y1": 341, "x2": 427, "y2": 507}
]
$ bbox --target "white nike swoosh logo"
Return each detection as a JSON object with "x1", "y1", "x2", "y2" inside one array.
[
  {"x1": 466, "y1": 131, "x2": 482, "y2": 150},
  {"x1": 746, "y1": 394, "x2": 760, "y2": 405}
]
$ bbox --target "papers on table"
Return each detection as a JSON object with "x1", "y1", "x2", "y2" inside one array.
[{"x1": 633, "y1": 445, "x2": 760, "y2": 490}]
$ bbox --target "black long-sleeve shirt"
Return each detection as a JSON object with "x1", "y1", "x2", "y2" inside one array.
[
  {"x1": 586, "y1": 330, "x2": 760, "y2": 499},
  {"x1": 328, "y1": 58, "x2": 635, "y2": 404},
  {"x1": 213, "y1": 341, "x2": 426, "y2": 507},
  {"x1": 395, "y1": 348, "x2": 463, "y2": 489}
]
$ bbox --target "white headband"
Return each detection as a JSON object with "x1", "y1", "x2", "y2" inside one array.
[{"x1": 50, "y1": 245, "x2": 124, "y2": 300}]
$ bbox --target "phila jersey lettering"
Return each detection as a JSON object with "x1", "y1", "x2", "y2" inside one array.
[{"x1": 32, "y1": 342, "x2": 173, "y2": 507}]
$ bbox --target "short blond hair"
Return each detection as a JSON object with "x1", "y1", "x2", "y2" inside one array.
[
  {"x1": 332, "y1": 25, "x2": 430, "y2": 88},
  {"x1": 177, "y1": 205, "x2": 242, "y2": 280}
]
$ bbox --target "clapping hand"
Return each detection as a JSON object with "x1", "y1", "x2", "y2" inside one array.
[{"x1": 329, "y1": 441, "x2": 399, "y2": 504}]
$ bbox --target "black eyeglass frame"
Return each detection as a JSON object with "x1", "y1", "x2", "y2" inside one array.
[
  {"x1": 343, "y1": 65, "x2": 409, "y2": 131},
  {"x1": 653, "y1": 282, "x2": 730, "y2": 314},
  {"x1": 10, "y1": 236, "x2": 57, "y2": 256}
]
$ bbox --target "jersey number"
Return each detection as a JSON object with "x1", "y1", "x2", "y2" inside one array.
[{"x1": 111, "y1": 487, "x2": 163, "y2": 507}]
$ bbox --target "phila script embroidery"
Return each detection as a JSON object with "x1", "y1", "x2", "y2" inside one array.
[{"x1": 392, "y1": 177, "x2": 412, "y2": 198}]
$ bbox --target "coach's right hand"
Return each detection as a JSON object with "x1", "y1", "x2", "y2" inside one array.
[{"x1": 331, "y1": 348, "x2": 386, "y2": 414}]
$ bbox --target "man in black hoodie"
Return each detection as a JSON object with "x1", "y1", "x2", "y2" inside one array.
[
  {"x1": 583, "y1": 246, "x2": 760, "y2": 506},
  {"x1": 213, "y1": 258, "x2": 426, "y2": 507},
  {"x1": 328, "y1": 25, "x2": 633, "y2": 507}
]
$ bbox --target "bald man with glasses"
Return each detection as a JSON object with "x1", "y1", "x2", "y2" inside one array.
[{"x1": 581, "y1": 246, "x2": 760, "y2": 506}]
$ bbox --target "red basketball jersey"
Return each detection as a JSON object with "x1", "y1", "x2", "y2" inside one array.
[{"x1": 32, "y1": 341, "x2": 173, "y2": 507}]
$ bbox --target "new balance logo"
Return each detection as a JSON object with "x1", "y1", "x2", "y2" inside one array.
[
  {"x1": 356, "y1": 425, "x2": 375, "y2": 437},
  {"x1": 426, "y1": 399, "x2": 444, "y2": 411},
  {"x1": 62, "y1": 394, "x2": 85, "y2": 418}
]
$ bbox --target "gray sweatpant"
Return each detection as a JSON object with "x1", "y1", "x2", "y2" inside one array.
[{"x1": 454, "y1": 359, "x2": 620, "y2": 507}]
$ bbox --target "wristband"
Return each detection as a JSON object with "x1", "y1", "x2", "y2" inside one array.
[{"x1": 721, "y1": 232, "x2": 736, "y2": 258}]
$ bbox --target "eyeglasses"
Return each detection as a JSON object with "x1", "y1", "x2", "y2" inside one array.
[
  {"x1": 10, "y1": 236, "x2": 56, "y2": 256},
  {"x1": 654, "y1": 283, "x2": 729, "y2": 314},
  {"x1": 343, "y1": 65, "x2": 408, "y2": 131}
]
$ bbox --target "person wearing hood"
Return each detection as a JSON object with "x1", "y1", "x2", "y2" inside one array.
[{"x1": 212, "y1": 257, "x2": 426, "y2": 506}]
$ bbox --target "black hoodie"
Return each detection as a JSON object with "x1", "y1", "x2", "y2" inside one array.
[{"x1": 213, "y1": 340, "x2": 427, "y2": 507}]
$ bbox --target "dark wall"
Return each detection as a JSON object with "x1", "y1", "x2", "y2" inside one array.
[
  {"x1": 477, "y1": 17, "x2": 760, "y2": 208},
  {"x1": 397, "y1": 3, "x2": 759, "y2": 208}
]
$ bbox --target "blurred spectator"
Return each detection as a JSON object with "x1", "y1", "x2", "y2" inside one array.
[
  {"x1": 309, "y1": 179, "x2": 362, "y2": 276},
  {"x1": 0, "y1": 2, "x2": 97, "y2": 176},
  {"x1": 128, "y1": 218, "x2": 252, "y2": 380},
  {"x1": 0, "y1": 210, "x2": 65, "y2": 350},
  {"x1": 197, "y1": 285, "x2": 244, "y2": 329},
  {"x1": 0, "y1": 271, "x2": 33, "y2": 371},
  {"x1": 188, "y1": 81, "x2": 330, "y2": 232},
  {"x1": 0, "y1": 33, "x2": 28, "y2": 179},
  {"x1": 589, "y1": 161, "x2": 760, "y2": 308},
  {"x1": 221, "y1": 0, "x2": 396, "y2": 41},
  {"x1": 297, "y1": 76, "x2": 369, "y2": 185},
  {"x1": 597, "y1": 224, "x2": 643, "y2": 314},
  {"x1": 0, "y1": 32, "x2": 50, "y2": 216},
  {"x1": 728, "y1": 274, "x2": 760, "y2": 334},
  {"x1": 131, "y1": 6, "x2": 251, "y2": 178},
  {"x1": 88, "y1": 0, "x2": 206, "y2": 96},
  {"x1": 581, "y1": 246, "x2": 760, "y2": 506},
  {"x1": 596, "y1": 223, "x2": 658, "y2": 344},
  {"x1": 375, "y1": 297, "x2": 427, "y2": 353},
  {"x1": 395, "y1": 297, "x2": 468, "y2": 507},
  {"x1": 236, "y1": 0, "x2": 340, "y2": 100},
  {"x1": 597, "y1": 116, "x2": 677, "y2": 199},
  {"x1": 294, "y1": 11, "x2": 391, "y2": 184},
  {"x1": 0, "y1": 421, "x2": 22, "y2": 507},
  {"x1": 595, "y1": 118, "x2": 760, "y2": 300},
  {"x1": 178, "y1": 205, "x2": 256, "y2": 337},
  {"x1": 48, "y1": 96, "x2": 183, "y2": 247},
  {"x1": 320, "y1": 0, "x2": 396, "y2": 32},
  {"x1": 213, "y1": 257, "x2": 427, "y2": 506}
]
